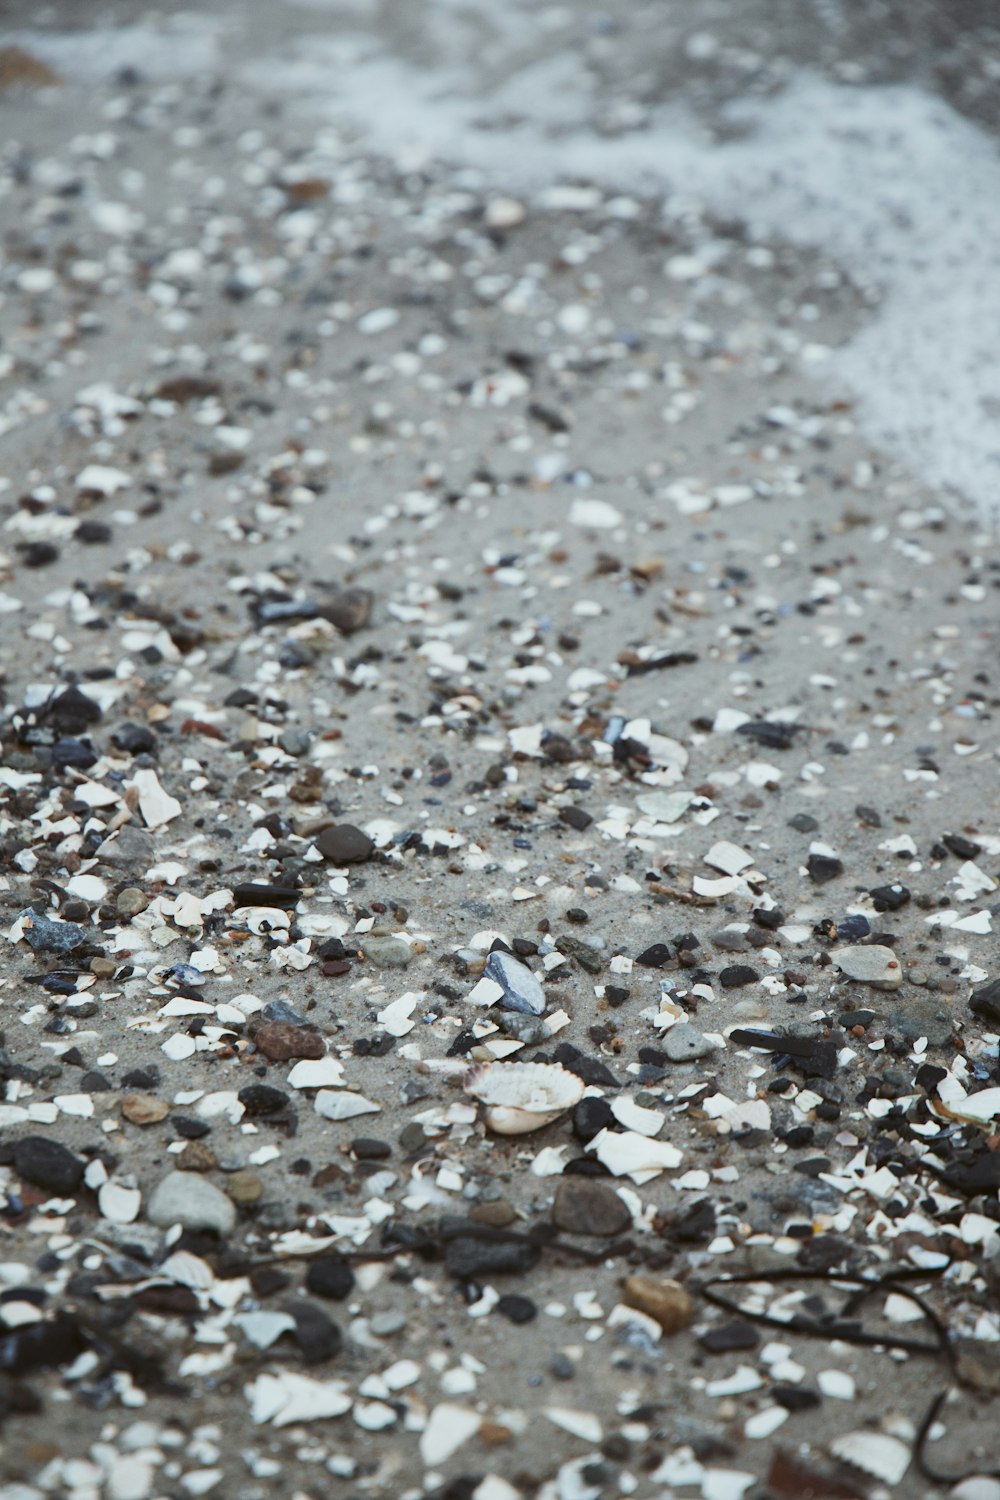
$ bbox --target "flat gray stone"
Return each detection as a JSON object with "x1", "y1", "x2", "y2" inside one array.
[
  {"x1": 830, "y1": 944, "x2": 902, "y2": 990},
  {"x1": 146, "y1": 1171, "x2": 237, "y2": 1235},
  {"x1": 96, "y1": 824, "x2": 155, "y2": 869},
  {"x1": 552, "y1": 1178, "x2": 631, "y2": 1237},
  {"x1": 886, "y1": 995, "x2": 953, "y2": 1047},
  {"x1": 664, "y1": 1022, "x2": 718, "y2": 1063},
  {"x1": 363, "y1": 936, "x2": 412, "y2": 968}
]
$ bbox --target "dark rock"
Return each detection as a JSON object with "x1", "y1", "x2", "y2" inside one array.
[
  {"x1": 111, "y1": 722, "x2": 157, "y2": 755},
  {"x1": 886, "y1": 995, "x2": 953, "y2": 1047},
  {"x1": 289, "y1": 1302, "x2": 342, "y2": 1363},
  {"x1": 233, "y1": 884, "x2": 301, "y2": 909},
  {"x1": 772, "y1": 1384, "x2": 821, "y2": 1411},
  {"x1": 787, "y1": 814, "x2": 819, "y2": 833},
  {"x1": 37, "y1": 686, "x2": 102, "y2": 735},
  {"x1": 559, "y1": 805, "x2": 593, "y2": 831},
  {"x1": 305, "y1": 1255, "x2": 356, "y2": 1301},
  {"x1": 970, "y1": 977, "x2": 1000, "y2": 1027},
  {"x1": 17, "y1": 909, "x2": 90, "y2": 955},
  {"x1": 869, "y1": 883, "x2": 910, "y2": 912},
  {"x1": 552, "y1": 1178, "x2": 631, "y2": 1238},
  {"x1": 737, "y1": 720, "x2": 799, "y2": 750},
  {"x1": 351, "y1": 1137, "x2": 391, "y2": 1160},
  {"x1": 719, "y1": 964, "x2": 759, "y2": 988},
  {"x1": 572, "y1": 1097, "x2": 615, "y2": 1142},
  {"x1": 635, "y1": 943, "x2": 673, "y2": 969},
  {"x1": 0, "y1": 1314, "x2": 87, "y2": 1375},
  {"x1": 316, "y1": 824, "x2": 374, "y2": 864},
  {"x1": 942, "y1": 832, "x2": 982, "y2": 860},
  {"x1": 13, "y1": 1137, "x2": 84, "y2": 1195},
  {"x1": 557, "y1": 934, "x2": 603, "y2": 973},
  {"x1": 807, "y1": 853, "x2": 843, "y2": 884},
  {"x1": 444, "y1": 1236, "x2": 541, "y2": 1279},
  {"x1": 698, "y1": 1321, "x2": 760, "y2": 1354},
  {"x1": 238, "y1": 1084, "x2": 290, "y2": 1116},
  {"x1": 497, "y1": 1294, "x2": 537, "y2": 1324},
  {"x1": 551, "y1": 1044, "x2": 619, "y2": 1088}
]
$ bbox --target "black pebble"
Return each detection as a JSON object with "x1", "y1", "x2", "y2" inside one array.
[
  {"x1": 112, "y1": 722, "x2": 157, "y2": 755},
  {"x1": 719, "y1": 964, "x2": 759, "y2": 988},
  {"x1": 807, "y1": 853, "x2": 843, "y2": 884},
  {"x1": 869, "y1": 883, "x2": 909, "y2": 912},
  {"x1": 13, "y1": 1137, "x2": 84, "y2": 1195},
  {"x1": 171, "y1": 1116, "x2": 210, "y2": 1139},
  {"x1": 772, "y1": 1384, "x2": 822, "y2": 1411},
  {"x1": 444, "y1": 1237, "x2": 541, "y2": 1279},
  {"x1": 305, "y1": 1255, "x2": 356, "y2": 1301},
  {"x1": 698, "y1": 1320, "x2": 760, "y2": 1353},
  {"x1": 238, "y1": 1084, "x2": 289, "y2": 1116},
  {"x1": 289, "y1": 1302, "x2": 342, "y2": 1363},
  {"x1": 497, "y1": 1294, "x2": 537, "y2": 1324},
  {"x1": 635, "y1": 943, "x2": 673, "y2": 969},
  {"x1": 351, "y1": 1138, "x2": 392, "y2": 1160},
  {"x1": 572, "y1": 1097, "x2": 615, "y2": 1143},
  {"x1": 558, "y1": 805, "x2": 593, "y2": 830}
]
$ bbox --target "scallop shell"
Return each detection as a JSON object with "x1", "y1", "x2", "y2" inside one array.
[{"x1": 463, "y1": 1061, "x2": 584, "y2": 1135}]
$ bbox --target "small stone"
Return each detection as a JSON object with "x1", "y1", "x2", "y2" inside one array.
[
  {"x1": 146, "y1": 1171, "x2": 236, "y2": 1234},
  {"x1": 497, "y1": 1012, "x2": 547, "y2": 1045},
  {"x1": 252, "y1": 1021, "x2": 325, "y2": 1061},
  {"x1": 13, "y1": 1136, "x2": 84, "y2": 1195},
  {"x1": 663, "y1": 1023, "x2": 718, "y2": 1063},
  {"x1": 698, "y1": 1321, "x2": 760, "y2": 1353},
  {"x1": 469, "y1": 1199, "x2": 517, "y2": 1228},
  {"x1": 484, "y1": 950, "x2": 545, "y2": 1015},
  {"x1": 635, "y1": 943, "x2": 673, "y2": 969},
  {"x1": 95, "y1": 825, "x2": 155, "y2": 868},
  {"x1": 444, "y1": 1236, "x2": 541, "y2": 1279},
  {"x1": 116, "y1": 888, "x2": 149, "y2": 919},
  {"x1": 886, "y1": 995, "x2": 953, "y2": 1047},
  {"x1": 316, "y1": 824, "x2": 374, "y2": 863},
  {"x1": 552, "y1": 1178, "x2": 631, "y2": 1237},
  {"x1": 497, "y1": 1294, "x2": 536, "y2": 1324},
  {"x1": 572, "y1": 1097, "x2": 616, "y2": 1142},
  {"x1": 121, "y1": 1093, "x2": 169, "y2": 1126},
  {"x1": 226, "y1": 1170, "x2": 262, "y2": 1205},
  {"x1": 89, "y1": 957, "x2": 116, "y2": 978},
  {"x1": 289, "y1": 1302, "x2": 342, "y2": 1363},
  {"x1": 306, "y1": 1255, "x2": 356, "y2": 1301},
  {"x1": 807, "y1": 853, "x2": 843, "y2": 884},
  {"x1": 362, "y1": 936, "x2": 412, "y2": 969},
  {"x1": 719, "y1": 964, "x2": 760, "y2": 988},
  {"x1": 238, "y1": 1083, "x2": 290, "y2": 1116},
  {"x1": 318, "y1": 586, "x2": 374, "y2": 634},
  {"x1": 176, "y1": 1141, "x2": 218, "y2": 1173},
  {"x1": 830, "y1": 944, "x2": 902, "y2": 991},
  {"x1": 17, "y1": 909, "x2": 90, "y2": 955},
  {"x1": 970, "y1": 978, "x2": 1000, "y2": 1027},
  {"x1": 869, "y1": 882, "x2": 910, "y2": 912},
  {"x1": 370, "y1": 1310, "x2": 407, "y2": 1337},
  {"x1": 621, "y1": 1276, "x2": 694, "y2": 1334},
  {"x1": 351, "y1": 1137, "x2": 391, "y2": 1160},
  {"x1": 559, "y1": 805, "x2": 593, "y2": 831},
  {"x1": 557, "y1": 934, "x2": 603, "y2": 974},
  {"x1": 398, "y1": 1122, "x2": 428, "y2": 1153}
]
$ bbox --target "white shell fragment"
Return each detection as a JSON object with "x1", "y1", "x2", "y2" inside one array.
[
  {"x1": 130, "y1": 768, "x2": 182, "y2": 829},
  {"x1": 828, "y1": 1431, "x2": 911, "y2": 1485},
  {"x1": 464, "y1": 1061, "x2": 584, "y2": 1134},
  {"x1": 586, "y1": 1128, "x2": 683, "y2": 1182}
]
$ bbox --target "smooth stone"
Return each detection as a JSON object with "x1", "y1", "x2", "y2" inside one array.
[
  {"x1": 252, "y1": 1021, "x2": 325, "y2": 1061},
  {"x1": 116, "y1": 888, "x2": 149, "y2": 918},
  {"x1": 317, "y1": 824, "x2": 374, "y2": 864},
  {"x1": 444, "y1": 1236, "x2": 540, "y2": 1279},
  {"x1": 226, "y1": 1170, "x2": 263, "y2": 1205},
  {"x1": 318, "y1": 586, "x2": 374, "y2": 635},
  {"x1": 886, "y1": 995, "x2": 953, "y2": 1047},
  {"x1": 370, "y1": 1310, "x2": 407, "y2": 1337},
  {"x1": 95, "y1": 825, "x2": 155, "y2": 868},
  {"x1": 572, "y1": 1097, "x2": 616, "y2": 1142},
  {"x1": 146, "y1": 1171, "x2": 237, "y2": 1235},
  {"x1": 622, "y1": 1276, "x2": 694, "y2": 1334},
  {"x1": 552, "y1": 1178, "x2": 631, "y2": 1238},
  {"x1": 13, "y1": 1136, "x2": 84, "y2": 1194},
  {"x1": 830, "y1": 944, "x2": 903, "y2": 990},
  {"x1": 469, "y1": 1199, "x2": 517, "y2": 1228},
  {"x1": 497, "y1": 1012, "x2": 547, "y2": 1045},
  {"x1": 664, "y1": 1023, "x2": 718, "y2": 1063},
  {"x1": 363, "y1": 936, "x2": 412, "y2": 969},
  {"x1": 970, "y1": 977, "x2": 1000, "y2": 1027},
  {"x1": 18, "y1": 909, "x2": 89, "y2": 955},
  {"x1": 305, "y1": 1255, "x2": 356, "y2": 1301},
  {"x1": 121, "y1": 1092, "x2": 169, "y2": 1126},
  {"x1": 484, "y1": 950, "x2": 545, "y2": 1016}
]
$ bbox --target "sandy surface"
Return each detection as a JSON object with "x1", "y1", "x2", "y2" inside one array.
[{"x1": 1, "y1": 5, "x2": 999, "y2": 1499}]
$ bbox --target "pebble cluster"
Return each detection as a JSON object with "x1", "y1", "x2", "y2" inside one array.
[{"x1": 1, "y1": 16, "x2": 999, "y2": 1500}]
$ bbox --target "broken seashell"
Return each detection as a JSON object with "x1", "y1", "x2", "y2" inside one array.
[{"x1": 463, "y1": 1061, "x2": 584, "y2": 1135}]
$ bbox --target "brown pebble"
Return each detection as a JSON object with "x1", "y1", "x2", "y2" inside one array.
[
  {"x1": 622, "y1": 1275, "x2": 694, "y2": 1334},
  {"x1": 322, "y1": 959, "x2": 352, "y2": 977},
  {"x1": 121, "y1": 1092, "x2": 169, "y2": 1126},
  {"x1": 469, "y1": 1199, "x2": 517, "y2": 1228},
  {"x1": 89, "y1": 957, "x2": 116, "y2": 978},
  {"x1": 177, "y1": 1141, "x2": 218, "y2": 1173},
  {"x1": 226, "y1": 1170, "x2": 263, "y2": 1205},
  {"x1": 252, "y1": 1021, "x2": 325, "y2": 1061},
  {"x1": 478, "y1": 1420, "x2": 513, "y2": 1446}
]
